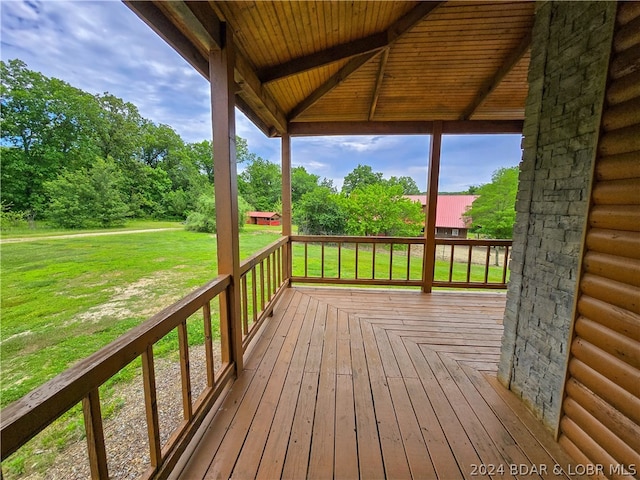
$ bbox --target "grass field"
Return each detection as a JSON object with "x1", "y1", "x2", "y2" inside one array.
[{"x1": 1, "y1": 223, "x2": 281, "y2": 407}]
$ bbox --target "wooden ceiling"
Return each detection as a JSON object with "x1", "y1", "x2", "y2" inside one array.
[{"x1": 126, "y1": 1, "x2": 534, "y2": 136}]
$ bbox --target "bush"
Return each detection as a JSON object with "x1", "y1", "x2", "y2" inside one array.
[
  {"x1": 185, "y1": 194, "x2": 216, "y2": 232},
  {"x1": 185, "y1": 193, "x2": 252, "y2": 233},
  {"x1": 0, "y1": 203, "x2": 29, "y2": 230}
]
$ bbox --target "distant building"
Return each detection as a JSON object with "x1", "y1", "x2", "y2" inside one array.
[
  {"x1": 405, "y1": 195, "x2": 477, "y2": 238},
  {"x1": 246, "y1": 212, "x2": 281, "y2": 226}
]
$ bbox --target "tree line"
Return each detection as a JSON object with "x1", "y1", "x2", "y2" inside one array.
[
  {"x1": 0, "y1": 60, "x2": 424, "y2": 235},
  {"x1": 1, "y1": 60, "x2": 517, "y2": 238}
]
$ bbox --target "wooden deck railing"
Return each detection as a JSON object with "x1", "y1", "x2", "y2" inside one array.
[
  {"x1": 1, "y1": 235, "x2": 510, "y2": 479},
  {"x1": 433, "y1": 238, "x2": 512, "y2": 289},
  {"x1": 0, "y1": 274, "x2": 235, "y2": 480},
  {"x1": 239, "y1": 237, "x2": 289, "y2": 350},
  {"x1": 290, "y1": 235, "x2": 512, "y2": 289},
  {"x1": 290, "y1": 235, "x2": 426, "y2": 287}
]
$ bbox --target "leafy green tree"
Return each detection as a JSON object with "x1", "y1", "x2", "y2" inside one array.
[
  {"x1": 138, "y1": 122, "x2": 183, "y2": 168},
  {"x1": 92, "y1": 93, "x2": 143, "y2": 163},
  {"x1": 0, "y1": 59, "x2": 99, "y2": 214},
  {"x1": 44, "y1": 157, "x2": 129, "y2": 228},
  {"x1": 343, "y1": 183, "x2": 423, "y2": 236},
  {"x1": 185, "y1": 140, "x2": 214, "y2": 183},
  {"x1": 341, "y1": 164, "x2": 384, "y2": 196},
  {"x1": 386, "y1": 176, "x2": 421, "y2": 194},
  {"x1": 291, "y1": 166, "x2": 320, "y2": 204},
  {"x1": 294, "y1": 187, "x2": 347, "y2": 235},
  {"x1": 465, "y1": 167, "x2": 519, "y2": 238},
  {"x1": 238, "y1": 157, "x2": 281, "y2": 211}
]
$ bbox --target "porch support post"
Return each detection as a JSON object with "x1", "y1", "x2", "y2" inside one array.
[
  {"x1": 281, "y1": 133, "x2": 293, "y2": 281},
  {"x1": 422, "y1": 121, "x2": 442, "y2": 293},
  {"x1": 210, "y1": 25, "x2": 243, "y2": 372}
]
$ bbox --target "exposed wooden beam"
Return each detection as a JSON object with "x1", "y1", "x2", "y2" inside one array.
[
  {"x1": 260, "y1": 32, "x2": 387, "y2": 84},
  {"x1": 369, "y1": 48, "x2": 390, "y2": 121},
  {"x1": 288, "y1": 51, "x2": 381, "y2": 121},
  {"x1": 125, "y1": 1, "x2": 209, "y2": 78},
  {"x1": 460, "y1": 30, "x2": 532, "y2": 120},
  {"x1": 261, "y1": 1, "x2": 444, "y2": 83},
  {"x1": 288, "y1": 120, "x2": 523, "y2": 136},
  {"x1": 234, "y1": 52, "x2": 288, "y2": 134},
  {"x1": 442, "y1": 120, "x2": 524, "y2": 134},
  {"x1": 183, "y1": 1, "x2": 223, "y2": 50}
]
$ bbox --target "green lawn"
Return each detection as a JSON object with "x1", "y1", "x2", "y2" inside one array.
[{"x1": 1, "y1": 224, "x2": 281, "y2": 407}]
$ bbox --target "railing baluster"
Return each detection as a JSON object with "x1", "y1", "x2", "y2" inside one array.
[
  {"x1": 338, "y1": 242, "x2": 342, "y2": 279},
  {"x1": 372, "y1": 243, "x2": 376, "y2": 279},
  {"x1": 355, "y1": 243, "x2": 359, "y2": 279},
  {"x1": 406, "y1": 243, "x2": 411, "y2": 281},
  {"x1": 502, "y1": 245, "x2": 510, "y2": 284},
  {"x1": 219, "y1": 288, "x2": 231, "y2": 365},
  {"x1": 266, "y1": 255, "x2": 272, "y2": 301},
  {"x1": 202, "y1": 302, "x2": 215, "y2": 387},
  {"x1": 304, "y1": 242, "x2": 308, "y2": 278},
  {"x1": 82, "y1": 388, "x2": 109, "y2": 479},
  {"x1": 466, "y1": 244, "x2": 473, "y2": 283},
  {"x1": 251, "y1": 268, "x2": 258, "y2": 324},
  {"x1": 321, "y1": 242, "x2": 325, "y2": 278},
  {"x1": 272, "y1": 251, "x2": 277, "y2": 294},
  {"x1": 389, "y1": 242, "x2": 394, "y2": 280},
  {"x1": 241, "y1": 275, "x2": 249, "y2": 335},
  {"x1": 177, "y1": 322, "x2": 193, "y2": 420},
  {"x1": 484, "y1": 245, "x2": 492, "y2": 284},
  {"x1": 142, "y1": 346, "x2": 162, "y2": 468},
  {"x1": 448, "y1": 244, "x2": 455, "y2": 282},
  {"x1": 276, "y1": 247, "x2": 281, "y2": 287},
  {"x1": 260, "y1": 262, "x2": 266, "y2": 311}
]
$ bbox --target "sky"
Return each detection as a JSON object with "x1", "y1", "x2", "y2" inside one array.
[{"x1": 1, "y1": 0, "x2": 523, "y2": 192}]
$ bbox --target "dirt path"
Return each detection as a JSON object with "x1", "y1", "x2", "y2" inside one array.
[{"x1": 0, "y1": 228, "x2": 182, "y2": 244}]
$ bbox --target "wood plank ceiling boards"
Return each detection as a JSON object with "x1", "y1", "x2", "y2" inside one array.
[{"x1": 125, "y1": 1, "x2": 534, "y2": 136}]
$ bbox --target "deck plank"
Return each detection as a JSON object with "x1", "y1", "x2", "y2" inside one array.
[
  {"x1": 255, "y1": 295, "x2": 315, "y2": 479},
  {"x1": 348, "y1": 311, "x2": 386, "y2": 479},
  {"x1": 174, "y1": 287, "x2": 580, "y2": 480}
]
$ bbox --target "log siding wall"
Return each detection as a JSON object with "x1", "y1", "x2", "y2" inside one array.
[
  {"x1": 558, "y1": 3, "x2": 640, "y2": 472},
  {"x1": 499, "y1": 1, "x2": 617, "y2": 428}
]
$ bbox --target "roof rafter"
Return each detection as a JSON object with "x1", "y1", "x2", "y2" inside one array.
[
  {"x1": 262, "y1": 1, "x2": 444, "y2": 84},
  {"x1": 460, "y1": 30, "x2": 532, "y2": 121},
  {"x1": 288, "y1": 1, "x2": 444, "y2": 121},
  {"x1": 288, "y1": 51, "x2": 381, "y2": 121},
  {"x1": 369, "y1": 48, "x2": 390, "y2": 121}
]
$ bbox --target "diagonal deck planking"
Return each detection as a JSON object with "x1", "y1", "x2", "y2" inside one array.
[{"x1": 173, "y1": 287, "x2": 578, "y2": 479}]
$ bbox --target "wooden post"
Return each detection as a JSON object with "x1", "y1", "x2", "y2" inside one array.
[
  {"x1": 210, "y1": 25, "x2": 243, "y2": 373},
  {"x1": 82, "y1": 389, "x2": 109, "y2": 479},
  {"x1": 422, "y1": 121, "x2": 442, "y2": 293},
  {"x1": 281, "y1": 133, "x2": 292, "y2": 281}
]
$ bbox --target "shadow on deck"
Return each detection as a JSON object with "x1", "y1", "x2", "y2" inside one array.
[{"x1": 171, "y1": 287, "x2": 577, "y2": 479}]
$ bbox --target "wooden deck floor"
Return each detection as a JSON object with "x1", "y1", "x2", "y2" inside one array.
[{"x1": 172, "y1": 287, "x2": 578, "y2": 479}]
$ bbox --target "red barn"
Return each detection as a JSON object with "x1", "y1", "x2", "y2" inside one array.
[
  {"x1": 246, "y1": 211, "x2": 281, "y2": 226},
  {"x1": 405, "y1": 195, "x2": 477, "y2": 238}
]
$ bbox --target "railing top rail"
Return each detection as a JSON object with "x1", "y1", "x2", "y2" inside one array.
[
  {"x1": 435, "y1": 238, "x2": 512, "y2": 246},
  {"x1": 291, "y1": 235, "x2": 426, "y2": 244},
  {"x1": 0, "y1": 273, "x2": 232, "y2": 459},
  {"x1": 240, "y1": 236, "x2": 288, "y2": 275}
]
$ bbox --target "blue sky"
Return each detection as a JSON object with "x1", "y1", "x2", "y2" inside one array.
[{"x1": 1, "y1": 0, "x2": 523, "y2": 192}]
